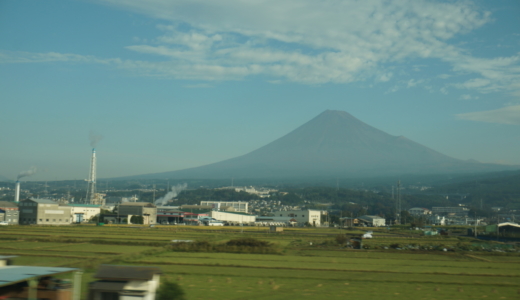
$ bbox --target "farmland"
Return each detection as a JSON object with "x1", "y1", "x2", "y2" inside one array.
[{"x1": 1, "y1": 225, "x2": 519, "y2": 299}]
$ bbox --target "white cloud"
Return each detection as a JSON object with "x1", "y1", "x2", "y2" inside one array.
[
  {"x1": 407, "y1": 79, "x2": 423, "y2": 88},
  {"x1": 96, "y1": 0, "x2": 497, "y2": 84},
  {"x1": 3, "y1": 0, "x2": 519, "y2": 96},
  {"x1": 460, "y1": 94, "x2": 472, "y2": 100},
  {"x1": 457, "y1": 105, "x2": 520, "y2": 125}
]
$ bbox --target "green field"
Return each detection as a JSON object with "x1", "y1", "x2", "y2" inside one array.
[{"x1": 1, "y1": 225, "x2": 519, "y2": 299}]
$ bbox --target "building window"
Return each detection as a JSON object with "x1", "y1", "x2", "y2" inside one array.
[
  {"x1": 39, "y1": 219, "x2": 42, "y2": 222},
  {"x1": 53, "y1": 219, "x2": 56, "y2": 222},
  {"x1": 46, "y1": 219, "x2": 49, "y2": 222}
]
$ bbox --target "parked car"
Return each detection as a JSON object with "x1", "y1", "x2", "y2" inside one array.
[{"x1": 0, "y1": 221, "x2": 9, "y2": 226}]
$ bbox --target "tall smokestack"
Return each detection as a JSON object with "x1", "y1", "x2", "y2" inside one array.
[
  {"x1": 15, "y1": 181, "x2": 20, "y2": 203},
  {"x1": 86, "y1": 148, "x2": 97, "y2": 204}
]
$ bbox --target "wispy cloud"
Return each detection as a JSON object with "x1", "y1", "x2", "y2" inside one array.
[
  {"x1": 457, "y1": 105, "x2": 520, "y2": 125},
  {"x1": 2, "y1": 0, "x2": 519, "y2": 97},
  {"x1": 0, "y1": 51, "x2": 119, "y2": 64}
]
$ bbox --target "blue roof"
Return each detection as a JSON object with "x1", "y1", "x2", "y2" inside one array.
[{"x1": 0, "y1": 266, "x2": 79, "y2": 287}]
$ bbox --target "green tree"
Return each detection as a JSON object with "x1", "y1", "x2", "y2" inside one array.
[
  {"x1": 156, "y1": 280, "x2": 186, "y2": 300},
  {"x1": 130, "y1": 215, "x2": 144, "y2": 224},
  {"x1": 335, "y1": 234, "x2": 347, "y2": 245}
]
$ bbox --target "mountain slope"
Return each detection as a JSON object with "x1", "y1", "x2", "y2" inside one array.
[{"x1": 126, "y1": 110, "x2": 518, "y2": 179}]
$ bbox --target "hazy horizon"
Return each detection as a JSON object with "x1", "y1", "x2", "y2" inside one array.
[{"x1": 1, "y1": 0, "x2": 519, "y2": 181}]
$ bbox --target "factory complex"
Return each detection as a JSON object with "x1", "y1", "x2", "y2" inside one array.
[{"x1": 2, "y1": 198, "x2": 325, "y2": 227}]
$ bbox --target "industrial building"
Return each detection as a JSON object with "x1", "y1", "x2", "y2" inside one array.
[
  {"x1": 408, "y1": 207, "x2": 431, "y2": 216},
  {"x1": 358, "y1": 215, "x2": 386, "y2": 227},
  {"x1": 18, "y1": 198, "x2": 72, "y2": 225},
  {"x1": 209, "y1": 211, "x2": 256, "y2": 225},
  {"x1": 118, "y1": 202, "x2": 157, "y2": 225},
  {"x1": 0, "y1": 201, "x2": 19, "y2": 225},
  {"x1": 69, "y1": 204, "x2": 101, "y2": 223},
  {"x1": 485, "y1": 222, "x2": 520, "y2": 237},
  {"x1": 156, "y1": 207, "x2": 184, "y2": 225},
  {"x1": 274, "y1": 209, "x2": 321, "y2": 226},
  {"x1": 200, "y1": 201, "x2": 248, "y2": 213}
]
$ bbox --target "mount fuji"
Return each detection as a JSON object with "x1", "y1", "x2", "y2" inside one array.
[{"x1": 129, "y1": 110, "x2": 518, "y2": 179}]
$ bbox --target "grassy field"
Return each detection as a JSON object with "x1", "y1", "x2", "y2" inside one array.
[{"x1": 1, "y1": 225, "x2": 519, "y2": 299}]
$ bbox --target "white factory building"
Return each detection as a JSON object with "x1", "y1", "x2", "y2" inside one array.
[
  {"x1": 209, "y1": 211, "x2": 255, "y2": 225},
  {"x1": 273, "y1": 209, "x2": 321, "y2": 226},
  {"x1": 69, "y1": 204, "x2": 101, "y2": 223}
]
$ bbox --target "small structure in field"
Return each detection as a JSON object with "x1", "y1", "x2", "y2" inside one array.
[
  {"x1": 348, "y1": 234, "x2": 363, "y2": 249},
  {"x1": 270, "y1": 226, "x2": 283, "y2": 232}
]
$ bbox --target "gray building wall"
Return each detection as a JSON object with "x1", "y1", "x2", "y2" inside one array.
[
  {"x1": 119, "y1": 203, "x2": 157, "y2": 224},
  {"x1": 0, "y1": 201, "x2": 19, "y2": 225},
  {"x1": 19, "y1": 199, "x2": 72, "y2": 225}
]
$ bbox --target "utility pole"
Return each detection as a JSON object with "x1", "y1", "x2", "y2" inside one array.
[
  {"x1": 474, "y1": 211, "x2": 478, "y2": 237},
  {"x1": 396, "y1": 180, "x2": 401, "y2": 225}
]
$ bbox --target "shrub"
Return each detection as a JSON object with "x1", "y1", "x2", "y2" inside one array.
[
  {"x1": 156, "y1": 280, "x2": 186, "y2": 300},
  {"x1": 168, "y1": 238, "x2": 278, "y2": 254},
  {"x1": 130, "y1": 215, "x2": 144, "y2": 224},
  {"x1": 389, "y1": 243, "x2": 400, "y2": 249},
  {"x1": 335, "y1": 234, "x2": 347, "y2": 245},
  {"x1": 226, "y1": 238, "x2": 271, "y2": 247}
]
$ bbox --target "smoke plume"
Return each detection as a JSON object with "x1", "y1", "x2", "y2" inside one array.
[
  {"x1": 17, "y1": 167, "x2": 37, "y2": 180},
  {"x1": 89, "y1": 130, "x2": 103, "y2": 148},
  {"x1": 155, "y1": 183, "x2": 187, "y2": 206}
]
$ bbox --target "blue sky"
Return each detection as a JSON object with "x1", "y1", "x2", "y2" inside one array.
[{"x1": 1, "y1": 0, "x2": 519, "y2": 181}]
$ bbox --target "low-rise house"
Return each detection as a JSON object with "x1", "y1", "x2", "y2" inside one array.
[
  {"x1": 0, "y1": 201, "x2": 19, "y2": 225},
  {"x1": 0, "y1": 256, "x2": 81, "y2": 300},
  {"x1": 18, "y1": 198, "x2": 72, "y2": 225},
  {"x1": 340, "y1": 217, "x2": 359, "y2": 227},
  {"x1": 88, "y1": 265, "x2": 161, "y2": 300},
  {"x1": 358, "y1": 215, "x2": 386, "y2": 227}
]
